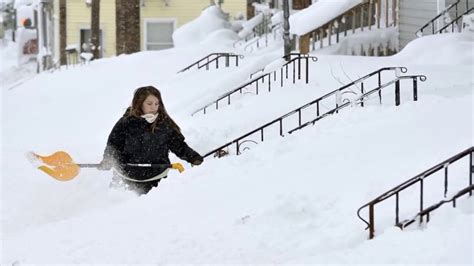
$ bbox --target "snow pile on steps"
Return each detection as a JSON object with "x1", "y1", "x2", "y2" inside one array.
[
  {"x1": 2, "y1": 88, "x2": 472, "y2": 263},
  {"x1": 172, "y1": 5, "x2": 234, "y2": 47},
  {"x1": 393, "y1": 31, "x2": 474, "y2": 65}
]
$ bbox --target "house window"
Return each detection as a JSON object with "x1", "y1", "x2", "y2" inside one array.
[
  {"x1": 80, "y1": 29, "x2": 103, "y2": 57},
  {"x1": 145, "y1": 20, "x2": 175, "y2": 50}
]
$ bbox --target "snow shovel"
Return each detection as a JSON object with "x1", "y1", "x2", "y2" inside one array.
[{"x1": 26, "y1": 151, "x2": 184, "y2": 182}]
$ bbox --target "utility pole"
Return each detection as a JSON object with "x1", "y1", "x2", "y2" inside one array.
[{"x1": 283, "y1": 0, "x2": 291, "y2": 60}]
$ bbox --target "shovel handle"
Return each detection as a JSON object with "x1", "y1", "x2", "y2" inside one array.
[
  {"x1": 76, "y1": 163, "x2": 172, "y2": 168},
  {"x1": 126, "y1": 163, "x2": 172, "y2": 168},
  {"x1": 77, "y1": 164, "x2": 101, "y2": 168}
]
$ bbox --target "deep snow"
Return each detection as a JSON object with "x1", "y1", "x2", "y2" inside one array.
[{"x1": 1, "y1": 6, "x2": 473, "y2": 265}]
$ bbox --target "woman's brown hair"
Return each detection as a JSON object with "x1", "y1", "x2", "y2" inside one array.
[{"x1": 126, "y1": 86, "x2": 181, "y2": 132}]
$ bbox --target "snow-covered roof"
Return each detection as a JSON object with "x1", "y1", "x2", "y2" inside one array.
[{"x1": 290, "y1": 0, "x2": 363, "y2": 36}]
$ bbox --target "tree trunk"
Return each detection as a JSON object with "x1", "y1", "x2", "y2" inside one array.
[
  {"x1": 116, "y1": 0, "x2": 140, "y2": 55},
  {"x1": 59, "y1": 0, "x2": 67, "y2": 65},
  {"x1": 91, "y1": 0, "x2": 100, "y2": 59}
]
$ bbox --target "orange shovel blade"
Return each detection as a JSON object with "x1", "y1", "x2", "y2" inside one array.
[
  {"x1": 34, "y1": 151, "x2": 74, "y2": 166},
  {"x1": 31, "y1": 151, "x2": 80, "y2": 181},
  {"x1": 38, "y1": 164, "x2": 80, "y2": 181}
]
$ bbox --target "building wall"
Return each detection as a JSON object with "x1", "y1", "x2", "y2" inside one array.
[
  {"x1": 66, "y1": 0, "x2": 116, "y2": 57},
  {"x1": 140, "y1": 0, "x2": 209, "y2": 50},
  {"x1": 59, "y1": 0, "x2": 246, "y2": 56},
  {"x1": 140, "y1": 0, "x2": 246, "y2": 50},
  {"x1": 399, "y1": 0, "x2": 438, "y2": 48}
]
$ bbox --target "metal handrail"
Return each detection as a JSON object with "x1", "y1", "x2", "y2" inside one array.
[
  {"x1": 243, "y1": 36, "x2": 266, "y2": 52},
  {"x1": 357, "y1": 146, "x2": 474, "y2": 239},
  {"x1": 249, "y1": 68, "x2": 265, "y2": 79},
  {"x1": 178, "y1": 53, "x2": 244, "y2": 73},
  {"x1": 234, "y1": 14, "x2": 273, "y2": 47},
  {"x1": 437, "y1": 7, "x2": 474, "y2": 33},
  {"x1": 237, "y1": 14, "x2": 281, "y2": 48},
  {"x1": 398, "y1": 184, "x2": 474, "y2": 228},
  {"x1": 243, "y1": 22, "x2": 284, "y2": 52},
  {"x1": 253, "y1": 15, "x2": 273, "y2": 36},
  {"x1": 192, "y1": 54, "x2": 318, "y2": 116},
  {"x1": 289, "y1": 75, "x2": 426, "y2": 134},
  {"x1": 202, "y1": 68, "x2": 418, "y2": 158},
  {"x1": 416, "y1": 0, "x2": 471, "y2": 36}
]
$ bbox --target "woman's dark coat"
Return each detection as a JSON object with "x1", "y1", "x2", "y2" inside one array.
[{"x1": 103, "y1": 115, "x2": 202, "y2": 181}]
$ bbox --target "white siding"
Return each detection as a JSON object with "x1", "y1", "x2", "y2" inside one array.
[{"x1": 399, "y1": 0, "x2": 438, "y2": 48}]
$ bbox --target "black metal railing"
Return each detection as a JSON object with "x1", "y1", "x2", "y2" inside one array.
[
  {"x1": 249, "y1": 68, "x2": 265, "y2": 79},
  {"x1": 243, "y1": 23, "x2": 284, "y2": 52},
  {"x1": 438, "y1": 7, "x2": 474, "y2": 33},
  {"x1": 357, "y1": 147, "x2": 474, "y2": 239},
  {"x1": 243, "y1": 36, "x2": 268, "y2": 52},
  {"x1": 178, "y1": 53, "x2": 244, "y2": 73},
  {"x1": 234, "y1": 14, "x2": 274, "y2": 48},
  {"x1": 416, "y1": 0, "x2": 471, "y2": 36},
  {"x1": 202, "y1": 67, "x2": 423, "y2": 158},
  {"x1": 253, "y1": 14, "x2": 273, "y2": 37},
  {"x1": 192, "y1": 53, "x2": 318, "y2": 116},
  {"x1": 288, "y1": 74, "x2": 426, "y2": 134}
]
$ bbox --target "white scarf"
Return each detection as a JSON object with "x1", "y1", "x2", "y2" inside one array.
[{"x1": 141, "y1": 113, "x2": 158, "y2": 123}]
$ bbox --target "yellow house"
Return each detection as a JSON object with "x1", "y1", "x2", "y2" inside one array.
[{"x1": 54, "y1": 0, "x2": 246, "y2": 60}]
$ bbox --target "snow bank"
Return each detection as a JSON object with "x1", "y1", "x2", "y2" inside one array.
[
  {"x1": 393, "y1": 32, "x2": 474, "y2": 65},
  {"x1": 290, "y1": 0, "x2": 362, "y2": 35},
  {"x1": 172, "y1": 5, "x2": 231, "y2": 47},
  {"x1": 200, "y1": 29, "x2": 239, "y2": 47},
  {"x1": 1, "y1": 18, "x2": 473, "y2": 264},
  {"x1": 262, "y1": 57, "x2": 286, "y2": 74},
  {"x1": 0, "y1": 36, "x2": 18, "y2": 72},
  {"x1": 271, "y1": 11, "x2": 283, "y2": 26}
]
